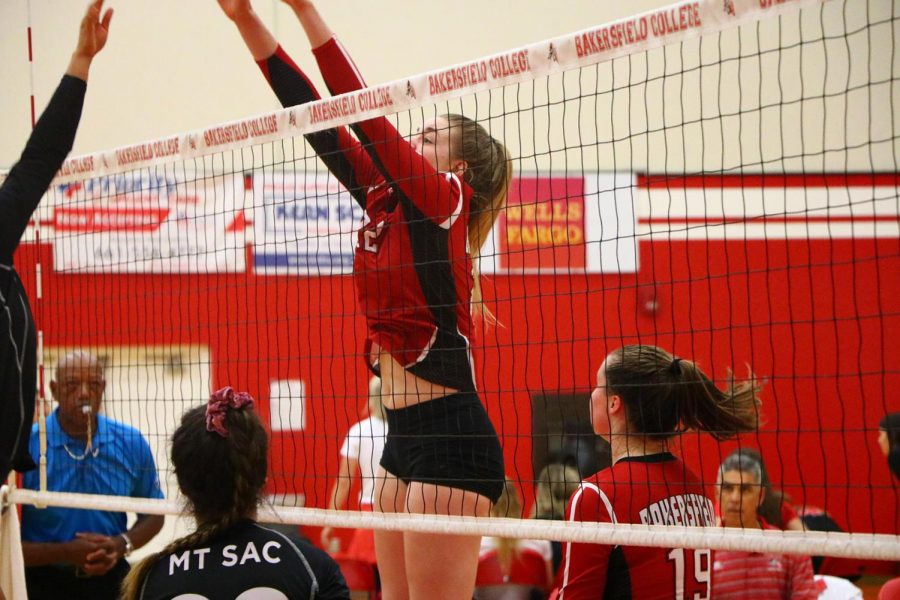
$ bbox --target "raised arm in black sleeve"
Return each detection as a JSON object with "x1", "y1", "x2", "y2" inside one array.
[
  {"x1": 0, "y1": 74, "x2": 86, "y2": 482},
  {"x1": 0, "y1": 74, "x2": 87, "y2": 263},
  {"x1": 259, "y1": 47, "x2": 376, "y2": 208}
]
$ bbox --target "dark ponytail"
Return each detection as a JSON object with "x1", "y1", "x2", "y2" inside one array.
[
  {"x1": 120, "y1": 389, "x2": 268, "y2": 599},
  {"x1": 605, "y1": 345, "x2": 760, "y2": 440}
]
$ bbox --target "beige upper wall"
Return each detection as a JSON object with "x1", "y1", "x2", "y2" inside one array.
[
  {"x1": 1, "y1": 0, "x2": 897, "y2": 172},
  {"x1": 0, "y1": 0, "x2": 674, "y2": 166}
]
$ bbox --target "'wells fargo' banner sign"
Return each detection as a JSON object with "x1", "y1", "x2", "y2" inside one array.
[
  {"x1": 500, "y1": 177, "x2": 587, "y2": 271},
  {"x1": 482, "y1": 173, "x2": 637, "y2": 274}
]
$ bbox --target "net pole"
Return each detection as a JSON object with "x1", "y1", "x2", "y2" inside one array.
[{"x1": 24, "y1": 0, "x2": 50, "y2": 504}]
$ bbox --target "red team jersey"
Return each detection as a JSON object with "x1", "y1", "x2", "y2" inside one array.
[
  {"x1": 259, "y1": 40, "x2": 478, "y2": 391},
  {"x1": 553, "y1": 453, "x2": 715, "y2": 600},
  {"x1": 711, "y1": 521, "x2": 817, "y2": 600}
]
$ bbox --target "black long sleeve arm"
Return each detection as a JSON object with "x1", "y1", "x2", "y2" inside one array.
[
  {"x1": 259, "y1": 47, "x2": 376, "y2": 208},
  {"x1": 0, "y1": 75, "x2": 87, "y2": 264}
]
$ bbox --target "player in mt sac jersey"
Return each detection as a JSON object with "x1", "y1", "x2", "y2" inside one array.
[
  {"x1": 216, "y1": 0, "x2": 512, "y2": 597},
  {"x1": 120, "y1": 387, "x2": 349, "y2": 600},
  {"x1": 552, "y1": 345, "x2": 761, "y2": 600}
]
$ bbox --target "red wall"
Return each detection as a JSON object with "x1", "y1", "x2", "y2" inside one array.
[{"x1": 15, "y1": 232, "x2": 899, "y2": 536}]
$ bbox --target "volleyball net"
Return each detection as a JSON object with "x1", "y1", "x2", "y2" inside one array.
[{"x1": 6, "y1": 0, "x2": 899, "y2": 562}]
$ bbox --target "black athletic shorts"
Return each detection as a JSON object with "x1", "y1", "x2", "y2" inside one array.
[{"x1": 380, "y1": 392, "x2": 504, "y2": 503}]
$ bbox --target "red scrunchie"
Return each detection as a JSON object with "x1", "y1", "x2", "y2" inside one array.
[{"x1": 206, "y1": 386, "x2": 254, "y2": 438}]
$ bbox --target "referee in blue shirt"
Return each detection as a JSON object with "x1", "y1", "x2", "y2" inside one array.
[{"x1": 20, "y1": 350, "x2": 165, "y2": 600}]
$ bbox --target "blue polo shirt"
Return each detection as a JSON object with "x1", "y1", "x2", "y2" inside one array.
[{"x1": 21, "y1": 409, "x2": 164, "y2": 543}]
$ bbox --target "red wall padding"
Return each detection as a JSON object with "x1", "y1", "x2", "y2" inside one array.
[{"x1": 14, "y1": 235, "x2": 899, "y2": 535}]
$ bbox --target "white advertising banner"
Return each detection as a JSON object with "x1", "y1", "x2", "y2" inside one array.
[
  {"x1": 253, "y1": 171, "x2": 637, "y2": 276},
  {"x1": 50, "y1": 171, "x2": 247, "y2": 273},
  {"x1": 480, "y1": 172, "x2": 638, "y2": 274},
  {"x1": 252, "y1": 172, "x2": 363, "y2": 275}
]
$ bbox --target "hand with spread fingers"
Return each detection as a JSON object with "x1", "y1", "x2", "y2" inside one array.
[{"x1": 67, "y1": 0, "x2": 114, "y2": 80}]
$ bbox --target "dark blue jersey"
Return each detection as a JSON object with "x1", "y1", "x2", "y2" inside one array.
[{"x1": 139, "y1": 520, "x2": 349, "y2": 600}]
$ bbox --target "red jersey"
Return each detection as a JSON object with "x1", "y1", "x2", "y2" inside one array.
[
  {"x1": 259, "y1": 40, "x2": 477, "y2": 391},
  {"x1": 712, "y1": 522, "x2": 817, "y2": 599},
  {"x1": 779, "y1": 501, "x2": 799, "y2": 528},
  {"x1": 553, "y1": 453, "x2": 715, "y2": 600}
]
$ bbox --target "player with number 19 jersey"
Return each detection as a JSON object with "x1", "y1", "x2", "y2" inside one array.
[{"x1": 553, "y1": 453, "x2": 715, "y2": 600}]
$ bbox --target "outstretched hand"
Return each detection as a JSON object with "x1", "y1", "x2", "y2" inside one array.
[
  {"x1": 67, "y1": 0, "x2": 112, "y2": 80},
  {"x1": 75, "y1": 0, "x2": 113, "y2": 60}
]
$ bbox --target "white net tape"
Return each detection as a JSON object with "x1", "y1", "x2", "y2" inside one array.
[{"x1": 9, "y1": 489, "x2": 900, "y2": 561}]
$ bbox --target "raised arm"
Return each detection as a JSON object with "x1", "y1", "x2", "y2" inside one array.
[
  {"x1": 218, "y1": 0, "x2": 376, "y2": 207},
  {"x1": 0, "y1": 0, "x2": 112, "y2": 264},
  {"x1": 285, "y1": 0, "x2": 467, "y2": 225},
  {"x1": 283, "y1": 0, "x2": 333, "y2": 48},
  {"x1": 217, "y1": 0, "x2": 277, "y2": 59},
  {"x1": 320, "y1": 455, "x2": 356, "y2": 548}
]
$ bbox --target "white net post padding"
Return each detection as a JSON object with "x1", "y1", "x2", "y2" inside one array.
[{"x1": 0, "y1": 486, "x2": 27, "y2": 599}]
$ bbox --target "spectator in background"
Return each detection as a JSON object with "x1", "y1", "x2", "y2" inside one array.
[
  {"x1": 713, "y1": 451, "x2": 817, "y2": 599},
  {"x1": 876, "y1": 412, "x2": 900, "y2": 600},
  {"x1": 531, "y1": 463, "x2": 580, "y2": 576},
  {"x1": 878, "y1": 412, "x2": 900, "y2": 481},
  {"x1": 476, "y1": 479, "x2": 553, "y2": 600},
  {"x1": 880, "y1": 577, "x2": 900, "y2": 600},
  {"x1": 725, "y1": 447, "x2": 804, "y2": 531},
  {"x1": 121, "y1": 387, "x2": 349, "y2": 599},
  {"x1": 532, "y1": 464, "x2": 582, "y2": 522},
  {"x1": 20, "y1": 351, "x2": 164, "y2": 600},
  {"x1": 320, "y1": 376, "x2": 387, "y2": 566}
]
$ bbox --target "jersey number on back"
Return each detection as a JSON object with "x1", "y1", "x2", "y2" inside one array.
[{"x1": 667, "y1": 547, "x2": 711, "y2": 600}]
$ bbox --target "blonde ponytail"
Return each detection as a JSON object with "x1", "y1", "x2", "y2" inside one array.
[{"x1": 444, "y1": 114, "x2": 512, "y2": 324}]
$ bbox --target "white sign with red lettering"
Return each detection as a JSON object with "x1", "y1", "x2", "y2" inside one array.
[{"x1": 50, "y1": 171, "x2": 248, "y2": 273}]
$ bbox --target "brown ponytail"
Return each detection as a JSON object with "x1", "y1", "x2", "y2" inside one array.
[
  {"x1": 120, "y1": 397, "x2": 268, "y2": 599},
  {"x1": 444, "y1": 113, "x2": 512, "y2": 323},
  {"x1": 604, "y1": 345, "x2": 760, "y2": 440}
]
